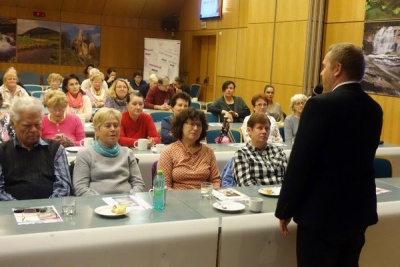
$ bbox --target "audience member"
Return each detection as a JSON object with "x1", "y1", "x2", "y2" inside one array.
[
  {"x1": 105, "y1": 67, "x2": 117, "y2": 88},
  {"x1": 161, "y1": 92, "x2": 191, "y2": 144},
  {"x1": 42, "y1": 73, "x2": 63, "y2": 103},
  {"x1": 284, "y1": 94, "x2": 307, "y2": 143},
  {"x1": 84, "y1": 72, "x2": 106, "y2": 108},
  {"x1": 0, "y1": 95, "x2": 15, "y2": 143},
  {"x1": 144, "y1": 76, "x2": 175, "y2": 110},
  {"x1": 0, "y1": 68, "x2": 29, "y2": 108},
  {"x1": 139, "y1": 73, "x2": 158, "y2": 98},
  {"x1": 172, "y1": 77, "x2": 190, "y2": 95},
  {"x1": 131, "y1": 71, "x2": 147, "y2": 90},
  {"x1": 81, "y1": 68, "x2": 108, "y2": 92},
  {"x1": 0, "y1": 96, "x2": 71, "y2": 200},
  {"x1": 241, "y1": 93, "x2": 283, "y2": 144},
  {"x1": 62, "y1": 74, "x2": 92, "y2": 122},
  {"x1": 119, "y1": 92, "x2": 160, "y2": 148},
  {"x1": 234, "y1": 113, "x2": 287, "y2": 186},
  {"x1": 264, "y1": 84, "x2": 284, "y2": 123},
  {"x1": 83, "y1": 64, "x2": 94, "y2": 79},
  {"x1": 275, "y1": 43, "x2": 383, "y2": 266},
  {"x1": 73, "y1": 108, "x2": 145, "y2": 196},
  {"x1": 104, "y1": 79, "x2": 134, "y2": 112},
  {"x1": 0, "y1": 67, "x2": 26, "y2": 90},
  {"x1": 208, "y1": 80, "x2": 250, "y2": 122},
  {"x1": 158, "y1": 107, "x2": 221, "y2": 189},
  {"x1": 42, "y1": 90, "x2": 85, "y2": 147}
]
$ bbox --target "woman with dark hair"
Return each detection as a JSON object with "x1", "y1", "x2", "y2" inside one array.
[
  {"x1": 83, "y1": 64, "x2": 95, "y2": 79},
  {"x1": 105, "y1": 67, "x2": 117, "y2": 88},
  {"x1": 234, "y1": 113, "x2": 287, "y2": 186},
  {"x1": 62, "y1": 74, "x2": 92, "y2": 122},
  {"x1": 158, "y1": 107, "x2": 221, "y2": 190},
  {"x1": 208, "y1": 80, "x2": 250, "y2": 122},
  {"x1": 264, "y1": 84, "x2": 284, "y2": 123},
  {"x1": 172, "y1": 77, "x2": 190, "y2": 95},
  {"x1": 161, "y1": 92, "x2": 191, "y2": 144}
]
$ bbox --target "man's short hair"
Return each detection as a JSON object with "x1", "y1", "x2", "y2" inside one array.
[
  {"x1": 10, "y1": 97, "x2": 43, "y2": 124},
  {"x1": 327, "y1": 43, "x2": 365, "y2": 81}
]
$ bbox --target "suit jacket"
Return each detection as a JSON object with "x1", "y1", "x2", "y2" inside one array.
[{"x1": 275, "y1": 83, "x2": 383, "y2": 231}]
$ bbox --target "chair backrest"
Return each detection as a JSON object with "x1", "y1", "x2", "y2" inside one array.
[
  {"x1": 24, "y1": 84, "x2": 43, "y2": 93},
  {"x1": 373, "y1": 158, "x2": 392, "y2": 178},
  {"x1": 190, "y1": 84, "x2": 201, "y2": 98},
  {"x1": 31, "y1": 91, "x2": 45, "y2": 99},
  {"x1": 42, "y1": 73, "x2": 50, "y2": 85},
  {"x1": 205, "y1": 113, "x2": 219, "y2": 123},
  {"x1": 190, "y1": 102, "x2": 201, "y2": 109},
  {"x1": 279, "y1": 127, "x2": 285, "y2": 142},
  {"x1": 18, "y1": 71, "x2": 41, "y2": 85},
  {"x1": 150, "y1": 111, "x2": 173, "y2": 122},
  {"x1": 221, "y1": 157, "x2": 236, "y2": 187}
]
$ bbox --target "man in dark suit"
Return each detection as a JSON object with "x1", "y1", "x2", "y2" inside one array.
[{"x1": 275, "y1": 43, "x2": 383, "y2": 266}]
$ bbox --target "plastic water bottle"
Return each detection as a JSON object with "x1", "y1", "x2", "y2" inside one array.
[{"x1": 153, "y1": 170, "x2": 165, "y2": 210}]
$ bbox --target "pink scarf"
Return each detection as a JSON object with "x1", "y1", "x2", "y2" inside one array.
[{"x1": 67, "y1": 92, "x2": 83, "y2": 108}]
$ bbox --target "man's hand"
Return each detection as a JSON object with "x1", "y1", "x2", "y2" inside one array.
[{"x1": 279, "y1": 218, "x2": 291, "y2": 236}]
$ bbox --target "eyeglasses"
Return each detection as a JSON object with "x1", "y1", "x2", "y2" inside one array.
[
  {"x1": 255, "y1": 103, "x2": 268, "y2": 107},
  {"x1": 294, "y1": 101, "x2": 305, "y2": 106},
  {"x1": 185, "y1": 121, "x2": 202, "y2": 128}
]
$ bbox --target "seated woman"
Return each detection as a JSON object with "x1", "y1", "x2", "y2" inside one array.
[
  {"x1": 0, "y1": 68, "x2": 29, "y2": 108},
  {"x1": 264, "y1": 84, "x2": 284, "y2": 123},
  {"x1": 241, "y1": 94, "x2": 283, "y2": 144},
  {"x1": 0, "y1": 94, "x2": 15, "y2": 143},
  {"x1": 208, "y1": 80, "x2": 250, "y2": 122},
  {"x1": 131, "y1": 71, "x2": 147, "y2": 90},
  {"x1": 284, "y1": 94, "x2": 307, "y2": 143},
  {"x1": 42, "y1": 90, "x2": 85, "y2": 147},
  {"x1": 105, "y1": 67, "x2": 116, "y2": 88},
  {"x1": 234, "y1": 113, "x2": 287, "y2": 186},
  {"x1": 119, "y1": 92, "x2": 160, "y2": 148},
  {"x1": 139, "y1": 73, "x2": 158, "y2": 99},
  {"x1": 104, "y1": 79, "x2": 134, "y2": 112},
  {"x1": 158, "y1": 107, "x2": 221, "y2": 190},
  {"x1": 62, "y1": 74, "x2": 92, "y2": 122},
  {"x1": 161, "y1": 92, "x2": 191, "y2": 144},
  {"x1": 73, "y1": 108, "x2": 145, "y2": 196},
  {"x1": 84, "y1": 72, "x2": 106, "y2": 108},
  {"x1": 42, "y1": 73, "x2": 63, "y2": 103}
]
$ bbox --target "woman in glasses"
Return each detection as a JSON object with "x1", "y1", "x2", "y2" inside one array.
[
  {"x1": 158, "y1": 107, "x2": 220, "y2": 190},
  {"x1": 284, "y1": 94, "x2": 307, "y2": 143},
  {"x1": 241, "y1": 94, "x2": 283, "y2": 144}
]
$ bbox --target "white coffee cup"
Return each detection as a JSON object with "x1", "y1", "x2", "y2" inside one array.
[
  {"x1": 134, "y1": 138, "x2": 147, "y2": 151},
  {"x1": 155, "y1": 144, "x2": 165, "y2": 153},
  {"x1": 245, "y1": 197, "x2": 263, "y2": 213},
  {"x1": 80, "y1": 137, "x2": 94, "y2": 147}
]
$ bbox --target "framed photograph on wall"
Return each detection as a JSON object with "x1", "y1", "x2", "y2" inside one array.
[
  {"x1": 60, "y1": 23, "x2": 100, "y2": 66},
  {"x1": 16, "y1": 19, "x2": 60, "y2": 64},
  {"x1": 0, "y1": 18, "x2": 16, "y2": 63}
]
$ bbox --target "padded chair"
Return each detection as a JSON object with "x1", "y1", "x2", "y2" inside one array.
[
  {"x1": 24, "y1": 84, "x2": 43, "y2": 93},
  {"x1": 189, "y1": 84, "x2": 201, "y2": 98},
  {"x1": 279, "y1": 127, "x2": 285, "y2": 142},
  {"x1": 221, "y1": 157, "x2": 236, "y2": 187},
  {"x1": 150, "y1": 111, "x2": 172, "y2": 123},
  {"x1": 373, "y1": 158, "x2": 392, "y2": 178},
  {"x1": 31, "y1": 91, "x2": 45, "y2": 99},
  {"x1": 205, "y1": 113, "x2": 219, "y2": 123},
  {"x1": 206, "y1": 129, "x2": 242, "y2": 144},
  {"x1": 190, "y1": 102, "x2": 201, "y2": 109},
  {"x1": 206, "y1": 102, "x2": 213, "y2": 111},
  {"x1": 42, "y1": 73, "x2": 50, "y2": 85},
  {"x1": 18, "y1": 71, "x2": 41, "y2": 85}
]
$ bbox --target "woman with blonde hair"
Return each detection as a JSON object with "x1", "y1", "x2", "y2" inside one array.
[
  {"x1": 104, "y1": 78, "x2": 134, "y2": 112},
  {"x1": 0, "y1": 68, "x2": 29, "y2": 108},
  {"x1": 73, "y1": 108, "x2": 145, "y2": 196},
  {"x1": 42, "y1": 73, "x2": 63, "y2": 102},
  {"x1": 42, "y1": 90, "x2": 85, "y2": 147},
  {"x1": 85, "y1": 72, "x2": 106, "y2": 108}
]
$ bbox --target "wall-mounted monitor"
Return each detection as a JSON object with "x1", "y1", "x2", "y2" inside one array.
[{"x1": 200, "y1": 0, "x2": 223, "y2": 20}]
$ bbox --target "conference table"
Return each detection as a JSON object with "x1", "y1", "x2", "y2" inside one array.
[{"x1": 1, "y1": 178, "x2": 400, "y2": 267}]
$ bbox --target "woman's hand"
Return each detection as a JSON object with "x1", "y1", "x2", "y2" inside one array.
[{"x1": 147, "y1": 137, "x2": 155, "y2": 148}]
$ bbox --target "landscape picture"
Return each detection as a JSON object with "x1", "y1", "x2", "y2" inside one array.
[
  {"x1": 0, "y1": 18, "x2": 16, "y2": 62},
  {"x1": 60, "y1": 23, "x2": 100, "y2": 66},
  {"x1": 365, "y1": 0, "x2": 400, "y2": 21},
  {"x1": 16, "y1": 19, "x2": 60, "y2": 64}
]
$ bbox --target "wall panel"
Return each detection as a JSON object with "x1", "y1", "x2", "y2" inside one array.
[
  {"x1": 276, "y1": 0, "x2": 310, "y2": 22},
  {"x1": 272, "y1": 21, "x2": 308, "y2": 86},
  {"x1": 325, "y1": 0, "x2": 366, "y2": 23},
  {"x1": 323, "y1": 22, "x2": 364, "y2": 53},
  {"x1": 216, "y1": 29, "x2": 238, "y2": 77},
  {"x1": 218, "y1": 0, "x2": 240, "y2": 29},
  {"x1": 235, "y1": 28, "x2": 247, "y2": 79},
  {"x1": 247, "y1": 0, "x2": 276, "y2": 24}
]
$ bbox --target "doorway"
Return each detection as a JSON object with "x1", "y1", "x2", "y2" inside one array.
[{"x1": 190, "y1": 35, "x2": 216, "y2": 102}]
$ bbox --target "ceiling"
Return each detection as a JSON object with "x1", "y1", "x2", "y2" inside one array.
[{"x1": 1, "y1": 0, "x2": 186, "y2": 20}]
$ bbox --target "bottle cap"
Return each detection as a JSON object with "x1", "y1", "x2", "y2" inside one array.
[{"x1": 157, "y1": 170, "x2": 163, "y2": 175}]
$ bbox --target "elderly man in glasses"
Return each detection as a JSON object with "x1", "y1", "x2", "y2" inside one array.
[{"x1": 0, "y1": 96, "x2": 71, "y2": 200}]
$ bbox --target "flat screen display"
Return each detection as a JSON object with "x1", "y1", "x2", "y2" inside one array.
[{"x1": 200, "y1": 0, "x2": 222, "y2": 20}]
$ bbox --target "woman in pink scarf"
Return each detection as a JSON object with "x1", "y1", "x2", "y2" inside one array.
[{"x1": 62, "y1": 74, "x2": 92, "y2": 122}]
